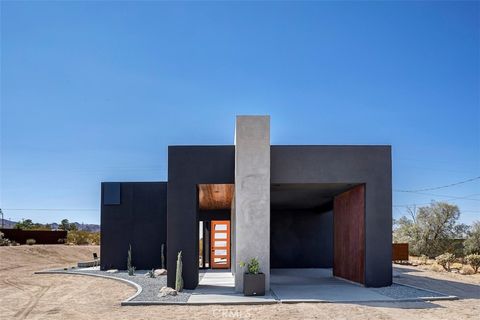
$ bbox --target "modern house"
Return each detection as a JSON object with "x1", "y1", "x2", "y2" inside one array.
[{"x1": 101, "y1": 116, "x2": 392, "y2": 291}]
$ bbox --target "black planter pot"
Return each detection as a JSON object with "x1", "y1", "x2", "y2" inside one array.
[{"x1": 243, "y1": 273, "x2": 265, "y2": 296}]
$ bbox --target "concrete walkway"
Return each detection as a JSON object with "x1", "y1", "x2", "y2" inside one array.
[
  {"x1": 271, "y1": 268, "x2": 394, "y2": 303},
  {"x1": 187, "y1": 268, "x2": 453, "y2": 304},
  {"x1": 187, "y1": 270, "x2": 277, "y2": 304}
]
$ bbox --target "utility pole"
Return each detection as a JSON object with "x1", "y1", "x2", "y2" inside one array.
[{"x1": 0, "y1": 208, "x2": 3, "y2": 228}]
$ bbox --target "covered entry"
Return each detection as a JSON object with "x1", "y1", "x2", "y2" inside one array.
[{"x1": 198, "y1": 184, "x2": 233, "y2": 270}]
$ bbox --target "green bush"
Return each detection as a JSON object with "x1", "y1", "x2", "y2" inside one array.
[
  {"x1": 465, "y1": 254, "x2": 480, "y2": 274},
  {"x1": 239, "y1": 258, "x2": 261, "y2": 274},
  {"x1": 435, "y1": 253, "x2": 456, "y2": 271},
  {"x1": 26, "y1": 238, "x2": 36, "y2": 246}
]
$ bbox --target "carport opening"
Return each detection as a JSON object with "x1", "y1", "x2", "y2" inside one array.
[{"x1": 270, "y1": 183, "x2": 365, "y2": 285}]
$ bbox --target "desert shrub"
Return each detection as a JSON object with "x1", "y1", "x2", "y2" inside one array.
[
  {"x1": 66, "y1": 231, "x2": 100, "y2": 245},
  {"x1": 435, "y1": 253, "x2": 456, "y2": 271},
  {"x1": 460, "y1": 265, "x2": 475, "y2": 275},
  {"x1": 464, "y1": 221, "x2": 480, "y2": 255},
  {"x1": 419, "y1": 254, "x2": 429, "y2": 265},
  {"x1": 26, "y1": 238, "x2": 36, "y2": 246},
  {"x1": 0, "y1": 232, "x2": 12, "y2": 246},
  {"x1": 465, "y1": 254, "x2": 480, "y2": 273},
  {"x1": 430, "y1": 264, "x2": 444, "y2": 272}
]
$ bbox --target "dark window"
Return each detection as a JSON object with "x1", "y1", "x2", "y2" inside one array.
[{"x1": 103, "y1": 183, "x2": 121, "y2": 205}]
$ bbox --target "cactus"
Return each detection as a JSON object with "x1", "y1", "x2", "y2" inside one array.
[
  {"x1": 175, "y1": 251, "x2": 183, "y2": 292},
  {"x1": 127, "y1": 244, "x2": 136, "y2": 276},
  {"x1": 161, "y1": 243, "x2": 165, "y2": 269},
  {"x1": 147, "y1": 268, "x2": 156, "y2": 278}
]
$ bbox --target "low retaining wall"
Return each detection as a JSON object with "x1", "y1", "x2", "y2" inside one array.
[{"x1": 0, "y1": 229, "x2": 67, "y2": 244}]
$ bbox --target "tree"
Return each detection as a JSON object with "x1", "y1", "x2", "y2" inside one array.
[
  {"x1": 464, "y1": 221, "x2": 480, "y2": 255},
  {"x1": 393, "y1": 201, "x2": 465, "y2": 257},
  {"x1": 59, "y1": 219, "x2": 77, "y2": 231},
  {"x1": 15, "y1": 219, "x2": 34, "y2": 230},
  {"x1": 14, "y1": 219, "x2": 50, "y2": 230}
]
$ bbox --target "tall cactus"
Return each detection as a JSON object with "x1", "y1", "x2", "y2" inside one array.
[
  {"x1": 175, "y1": 251, "x2": 183, "y2": 292},
  {"x1": 161, "y1": 243, "x2": 165, "y2": 269},
  {"x1": 127, "y1": 244, "x2": 135, "y2": 276}
]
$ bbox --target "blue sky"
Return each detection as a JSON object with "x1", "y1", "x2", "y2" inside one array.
[{"x1": 1, "y1": 1, "x2": 479, "y2": 225}]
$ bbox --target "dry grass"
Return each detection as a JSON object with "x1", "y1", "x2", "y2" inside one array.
[{"x1": 1, "y1": 246, "x2": 479, "y2": 320}]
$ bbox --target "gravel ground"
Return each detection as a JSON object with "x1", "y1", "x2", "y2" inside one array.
[
  {"x1": 371, "y1": 283, "x2": 447, "y2": 300},
  {"x1": 56, "y1": 267, "x2": 191, "y2": 303}
]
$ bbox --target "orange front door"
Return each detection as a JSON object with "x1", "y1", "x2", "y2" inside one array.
[{"x1": 210, "y1": 220, "x2": 230, "y2": 269}]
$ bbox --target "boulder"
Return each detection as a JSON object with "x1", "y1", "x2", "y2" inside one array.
[
  {"x1": 158, "y1": 286, "x2": 177, "y2": 297},
  {"x1": 154, "y1": 268, "x2": 167, "y2": 276}
]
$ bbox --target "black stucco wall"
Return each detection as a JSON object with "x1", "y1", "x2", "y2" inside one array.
[
  {"x1": 100, "y1": 182, "x2": 167, "y2": 270},
  {"x1": 167, "y1": 146, "x2": 235, "y2": 289},
  {"x1": 271, "y1": 210, "x2": 333, "y2": 268},
  {"x1": 270, "y1": 146, "x2": 392, "y2": 287}
]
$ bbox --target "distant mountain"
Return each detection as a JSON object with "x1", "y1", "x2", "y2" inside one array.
[
  {"x1": 50, "y1": 222, "x2": 101, "y2": 232},
  {"x1": 0, "y1": 219, "x2": 100, "y2": 232}
]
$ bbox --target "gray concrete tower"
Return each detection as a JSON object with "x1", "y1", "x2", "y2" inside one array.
[{"x1": 233, "y1": 115, "x2": 271, "y2": 292}]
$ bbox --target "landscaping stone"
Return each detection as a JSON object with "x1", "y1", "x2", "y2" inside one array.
[
  {"x1": 106, "y1": 269, "x2": 118, "y2": 273},
  {"x1": 158, "y1": 286, "x2": 177, "y2": 297},
  {"x1": 154, "y1": 268, "x2": 167, "y2": 276}
]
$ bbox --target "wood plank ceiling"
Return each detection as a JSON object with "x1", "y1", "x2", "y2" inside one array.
[{"x1": 198, "y1": 184, "x2": 234, "y2": 210}]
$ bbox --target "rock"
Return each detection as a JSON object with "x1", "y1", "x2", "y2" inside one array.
[
  {"x1": 158, "y1": 286, "x2": 177, "y2": 297},
  {"x1": 106, "y1": 269, "x2": 118, "y2": 273},
  {"x1": 154, "y1": 268, "x2": 167, "y2": 276}
]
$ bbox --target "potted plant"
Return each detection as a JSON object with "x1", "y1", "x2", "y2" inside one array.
[{"x1": 239, "y1": 258, "x2": 265, "y2": 296}]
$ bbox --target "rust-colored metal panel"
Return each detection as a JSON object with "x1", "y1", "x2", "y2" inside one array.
[
  {"x1": 333, "y1": 185, "x2": 365, "y2": 285},
  {"x1": 392, "y1": 243, "x2": 409, "y2": 261}
]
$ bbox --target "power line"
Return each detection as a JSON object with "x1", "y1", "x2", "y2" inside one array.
[
  {"x1": 393, "y1": 203, "x2": 432, "y2": 208},
  {"x1": 393, "y1": 190, "x2": 480, "y2": 202},
  {"x1": 3, "y1": 208, "x2": 98, "y2": 211},
  {"x1": 395, "y1": 176, "x2": 480, "y2": 193}
]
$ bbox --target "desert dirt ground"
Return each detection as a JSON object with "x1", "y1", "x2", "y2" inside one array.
[{"x1": 1, "y1": 245, "x2": 479, "y2": 320}]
